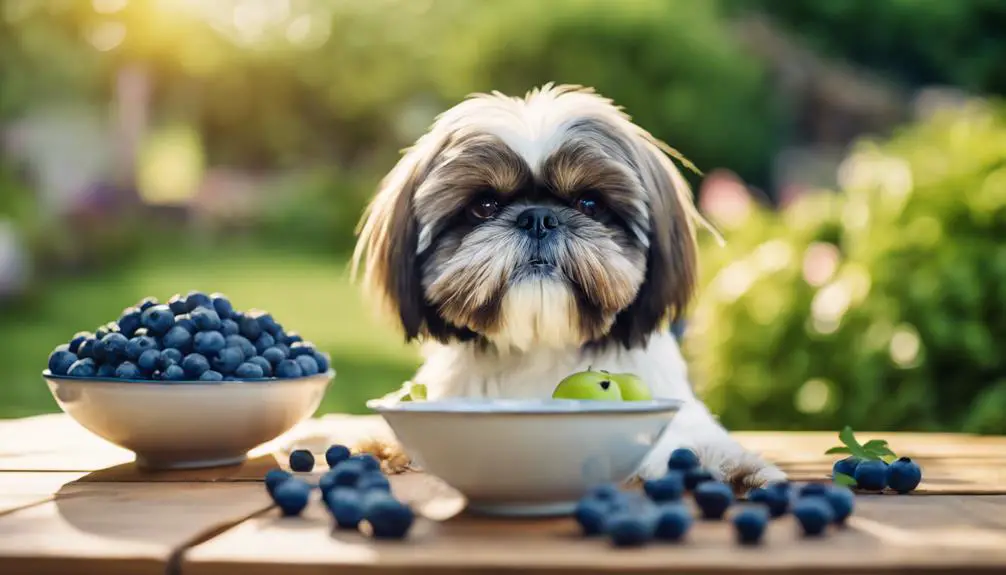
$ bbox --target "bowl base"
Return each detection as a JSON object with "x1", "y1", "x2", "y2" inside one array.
[
  {"x1": 466, "y1": 500, "x2": 577, "y2": 517},
  {"x1": 135, "y1": 454, "x2": 247, "y2": 471}
]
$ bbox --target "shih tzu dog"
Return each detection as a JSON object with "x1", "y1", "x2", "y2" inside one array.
[{"x1": 352, "y1": 84, "x2": 785, "y2": 488}]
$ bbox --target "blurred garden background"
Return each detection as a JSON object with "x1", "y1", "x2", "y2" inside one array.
[{"x1": 1, "y1": 0, "x2": 1004, "y2": 432}]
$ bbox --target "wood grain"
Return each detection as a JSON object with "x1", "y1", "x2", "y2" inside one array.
[{"x1": 0, "y1": 473, "x2": 86, "y2": 516}]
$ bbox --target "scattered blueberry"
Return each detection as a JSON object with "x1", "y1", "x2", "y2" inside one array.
[
  {"x1": 694, "y1": 481, "x2": 734, "y2": 520},
  {"x1": 262, "y1": 346, "x2": 288, "y2": 365},
  {"x1": 886, "y1": 457, "x2": 922, "y2": 494},
  {"x1": 853, "y1": 460, "x2": 889, "y2": 492},
  {"x1": 141, "y1": 305, "x2": 175, "y2": 335},
  {"x1": 606, "y1": 511, "x2": 655, "y2": 547},
  {"x1": 832, "y1": 456, "x2": 861, "y2": 479},
  {"x1": 667, "y1": 448, "x2": 701, "y2": 472},
  {"x1": 239, "y1": 314, "x2": 263, "y2": 341},
  {"x1": 193, "y1": 331, "x2": 227, "y2": 355},
  {"x1": 125, "y1": 336, "x2": 159, "y2": 361},
  {"x1": 319, "y1": 470, "x2": 339, "y2": 495},
  {"x1": 118, "y1": 307, "x2": 143, "y2": 337},
  {"x1": 295, "y1": 355, "x2": 320, "y2": 376},
  {"x1": 199, "y1": 370, "x2": 224, "y2": 381},
  {"x1": 357, "y1": 471, "x2": 392, "y2": 493},
  {"x1": 351, "y1": 453, "x2": 382, "y2": 472},
  {"x1": 221, "y1": 319, "x2": 240, "y2": 336},
  {"x1": 272, "y1": 478, "x2": 312, "y2": 516},
  {"x1": 185, "y1": 291, "x2": 213, "y2": 313},
  {"x1": 67, "y1": 358, "x2": 98, "y2": 377},
  {"x1": 210, "y1": 293, "x2": 235, "y2": 319},
  {"x1": 224, "y1": 335, "x2": 256, "y2": 360},
  {"x1": 326, "y1": 487, "x2": 366, "y2": 529},
  {"x1": 97, "y1": 333, "x2": 129, "y2": 363},
  {"x1": 365, "y1": 497, "x2": 414, "y2": 539},
  {"x1": 68, "y1": 331, "x2": 92, "y2": 354},
  {"x1": 289, "y1": 449, "x2": 315, "y2": 472},
  {"x1": 255, "y1": 332, "x2": 276, "y2": 355},
  {"x1": 182, "y1": 353, "x2": 211, "y2": 379},
  {"x1": 275, "y1": 359, "x2": 303, "y2": 378},
  {"x1": 247, "y1": 356, "x2": 273, "y2": 377},
  {"x1": 799, "y1": 483, "x2": 829, "y2": 498},
  {"x1": 748, "y1": 487, "x2": 789, "y2": 519},
  {"x1": 162, "y1": 326, "x2": 193, "y2": 352},
  {"x1": 161, "y1": 364, "x2": 186, "y2": 381},
  {"x1": 792, "y1": 497, "x2": 834, "y2": 536},
  {"x1": 823, "y1": 485, "x2": 855, "y2": 524},
  {"x1": 264, "y1": 468, "x2": 292, "y2": 494},
  {"x1": 290, "y1": 341, "x2": 316, "y2": 358},
  {"x1": 643, "y1": 471, "x2": 684, "y2": 502},
  {"x1": 733, "y1": 506, "x2": 769, "y2": 545},
  {"x1": 587, "y1": 484, "x2": 623, "y2": 503},
  {"x1": 212, "y1": 347, "x2": 245, "y2": 375},
  {"x1": 115, "y1": 362, "x2": 144, "y2": 379},
  {"x1": 654, "y1": 503, "x2": 692, "y2": 541},
  {"x1": 325, "y1": 444, "x2": 352, "y2": 468},
  {"x1": 167, "y1": 293, "x2": 189, "y2": 315},
  {"x1": 235, "y1": 362, "x2": 265, "y2": 379},
  {"x1": 137, "y1": 349, "x2": 162, "y2": 373},
  {"x1": 48, "y1": 348, "x2": 78, "y2": 376},
  {"x1": 684, "y1": 468, "x2": 715, "y2": 492},
  {"x1": 331, "y1": 460, "x2": 365, "y2": 487},
  {"x1": 575, "y1": 498, "x2": 610, "y2": 536}
]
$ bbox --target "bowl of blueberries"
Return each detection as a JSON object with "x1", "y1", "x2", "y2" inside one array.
[{"x1": 43, "y1": 291, "x2": 335, "y2": 470}]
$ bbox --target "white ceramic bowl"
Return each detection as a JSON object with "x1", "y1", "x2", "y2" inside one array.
[
  {"x1": 367, "y1": 397, "x2": 681, "y2": 516},
  {"x1": 43, "y1": 370, "x2": 334, "y2": 470}
]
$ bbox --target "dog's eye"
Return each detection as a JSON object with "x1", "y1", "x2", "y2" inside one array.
[
  {"x1": 575, "y1": 194, "x2": 604, "y2": 218},
  {"x1": 467, "y1": 197, "x2": 499, "y2": 221}
]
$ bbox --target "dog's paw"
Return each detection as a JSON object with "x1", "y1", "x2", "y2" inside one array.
[
  {"x1": 353, "y1": 437, "x2": 414, "y2": 474},
  {"x1": 706, "y1": 452, "x2": 787, "y2": 493}
]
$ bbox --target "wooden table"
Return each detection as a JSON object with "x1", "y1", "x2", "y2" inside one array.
[{"x1": 2, "y1": 413, "x2": 1006, "y2": 575}]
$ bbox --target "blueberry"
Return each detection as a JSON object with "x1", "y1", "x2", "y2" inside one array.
[
  {"x1": 357, "y1": 471, "x2": 392, "y2": 493},
  {"x1": 190, "y1": 307, "x2": 222, "y2": 332},
  {"x1": 193, "y1": 331, "x2": 226, "y2": 355},
  {"x1": 185, "y1": 291, "x2": 212, "y2": 313},
  {"x1": 254, "y1": 312, "x2": 281, "y2": 336},
  {"x1": 351, "y1": 453, "x2": 381, "y2": 472},
  {"x1": 295, "y1": 355, "x2": 320, "y2": 376},
  {"x1": 167, "y1": 293, "x2": 188, "y2": 315},
  {"x1": 318, "y1": 470, "x2": 339, "y2": 495},
  {"x1": 325, "y1": 444, "x2": 351, "y2": 468},
  {"x1": 586, "y1": 484, "x2": 623, "y2": 503},
  {"x1": 199, "y1": 370, "x2": 224, "y2": 381},
  {"x1": 748, "y1": 487, "x2": 789, "y2": 518},
  {"x1": 792, "y1": 497, "x2": 834, "y2": 536},
  {"x1": 97, "y1": 363, "x2": 117, "y2": 378},
  {"x1": 289, "y1": 449, "x2": 315, "y2": 472},
  {"x1": 161, "y1": 364, "x2": 186, "y2": 381},
  {"x1": 654, "y1": 503, "x2": 692, "y2": 541},
  {"x1": 799, "y1": 483, "x2": 829, "y2": 498},
  {"x1": 125, "y1": 336, "x2": 159, "y2": 361},
  {"x1": 174, "y1": 315, "x2": 197, "y2": 333},
  {"x1": 234, "y1": 362, "x2": 265, "y2": 379},
  {"x1": 824, "y1": 485, "x2": 855, "y2": 523},
  {"x1": 68, "y1": 331, "x2": 92, "y2": 354},
  {"x1": 684, "y1": 468, "x2": 715, "y2": 491},
  {"x1": 272, "y1": 478, "x2": 312, "y2": 516},
  {"x1": 283, "y1": 331, "x2": 303, "y2": 345},
  {"x1": 77, "y1": 337, "x2": 97, "y2": 359},
  {"x1": 832, "y1": 456, "x2": 861, "y2": 479},
  {"x1": 247, "y1": 356, "x2": 273, "y2": 377},
  {"x1": 182, "y1": 353, "x2": 211, "y2": 379},
  {"x1": 137, "y1": 349, "x2": 161, "y2": 373},
  {"x1": 275, "y1": 359, "x2": 303, "y2": 379},
  {"x1": 224, "y1": 335, "x2": 256, "y2": 360},
  {"x1": 159, "y1": 348, "x2": 183, "y2": 369},
  {"x1": 574, "y1": 498, "x2": 610, "y2": 536},
  {"x1": 365, "y1": 497, "x2": 414, "y2": 539},
  {"x1": 221, "y1": 319, "x2": 240, "y2": 336},
  {"x1": 313, "y1": 351, "x2": 331, "y2": 373},
  {"x1": 141, "y1": 305, "x2": 175, "y2": 335},
  {"x1": 886, "y1": 457, "x2": 922, "y2": 494},
  {"x1": 326, "y1": 487, "x2": 366, "y2": 529},
  {"x1": 118, "y1": 307, "x2": 143, "y2": 337},
  {"x1": 264, "y1": 468, "x2": 292, "y2": 495},
  {"x1": 115, "y1": 362, "x2": 144, "y2": 379},
  {"x1": 67, "y1": 358, "x2": 97, "y2": 377},
  {"x1": 48, "y1": 348, "x2": 78, "y2": 376},
  {"x1": 97, "y1": 333, "x2": 129, "y2": 363},
  {"x1": 255, "y1": 332, "x2": 276, "y2": 355},
  {"x1": 94, "y1": 322, "x2": 118, "y2": 340},
  {"x1": 137, "y1": 296, "x2": 159, "y2": 312},
  {"x1": 606, "y1": 511, "x2": 655, "y2": 547},
  {"x1": 238, "y1": 314, "x2": 263, "y2": 341},
  {"x1": 733, "y1": 506, "x2": 768, "y2": 545},
  {"x1": 274, "y1": 343, "x2": 291, "y2": 357},
  {"x1": 212, "y1": 347, "x2": 245, "y2": 375},
  {"x1": 643, "y1": 471, "x2": 684, "y2": 502},
  {"x1": 853, "y1": 460, "x2": 889, "y2": 491},
  {"x1": 667, "y1": 448, "x2": 701, "y2": 472},
  {"x1": 210, "y1": 293, "x2": 235, "y2": 319},
  {"x1": 694, "y1": 481, "x2": 734, "y2": 520},
  {"x1": 331, "y1": 460, "x2": 365, "y2": 487},
  {"x1": 262, "y1": 346, "x2": 288, "y2": 365},
  {"x1": 289, "y1": 341, "x2": 316, "y2": 358}
]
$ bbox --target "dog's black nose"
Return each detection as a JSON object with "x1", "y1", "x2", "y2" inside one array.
[{"x1": 516, "y1": 208, "x2": 560, "y2": 239}]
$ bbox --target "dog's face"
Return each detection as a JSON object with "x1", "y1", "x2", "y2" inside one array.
[{"x1": 354, "y1": 84, "x2": 703, "y2": 352}]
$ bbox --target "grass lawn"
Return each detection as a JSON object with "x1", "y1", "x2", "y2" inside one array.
[{"x1": 0, "y1": 246, "x2": 421, "y2": 419}]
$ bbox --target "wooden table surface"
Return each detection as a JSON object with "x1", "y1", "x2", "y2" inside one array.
[{"x1": 2, "y1": 413, "x2": 1006, "y2": 575}]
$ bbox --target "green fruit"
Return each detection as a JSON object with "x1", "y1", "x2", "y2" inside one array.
[
  {"x1": 408, "y1": 382, "x2": 427, "y2": 401},
  {"x1": 611, "y1": 373, "x2": 651, "y2": 401},
  {"x1": 552, "y1": 369, "x2": 623, "y2": 401}
]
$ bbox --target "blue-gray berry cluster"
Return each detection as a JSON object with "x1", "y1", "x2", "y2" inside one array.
[
  {"x1": 45, "y1": 291, "x2": 331, "y2": 382},
  {"x1": 831, "y1": 455, "x2": 922, "y2": 494}
]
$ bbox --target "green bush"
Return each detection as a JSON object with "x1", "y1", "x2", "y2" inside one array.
[{"x1": 687, "y1": 101, "x2": 1006, "y2": 433}]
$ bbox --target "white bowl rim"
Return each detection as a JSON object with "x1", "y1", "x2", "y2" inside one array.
[
  {"x1": 43, "y1": 368, "x2": 335, "y2": 387},
  {"x1": 366, "y1": 397, "x2": 683, "y2": 415}
]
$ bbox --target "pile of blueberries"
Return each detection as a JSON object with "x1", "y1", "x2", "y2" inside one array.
[
  {"x1": 575, "y1": 448, "x2": 857, "y2": 547},
  {"x1": 46, "y1": 291, "x2": 331, "y2": 382},
  {"x1": 264, "y1": 445, "x2": 414, "y2": 539},
  {"x1": 833, "y1": 455, "x2": 922, "y2": 493}
]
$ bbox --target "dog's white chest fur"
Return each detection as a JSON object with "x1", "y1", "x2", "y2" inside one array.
[{"x1": 411, "y1": 332, "x2": 786, "y2": 487}]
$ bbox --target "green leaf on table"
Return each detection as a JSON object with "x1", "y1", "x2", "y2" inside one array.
[
  {"x1": 833, "y1": 472, "x2": 857, "y2": 488},
  {"x1": 825, "y1": 446, "x2": 853, "y2": 455},
  {"x1": 838, "y1": 426, "x2": 878, "y2": 460}
]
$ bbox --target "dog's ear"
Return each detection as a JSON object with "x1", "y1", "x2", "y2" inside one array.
[
  {"x1": 608, "y1": 134, "x2": 708, "y2": 348},
  {"x1": 352, "y1": 131, "x2": 449, "y2": 341}
]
